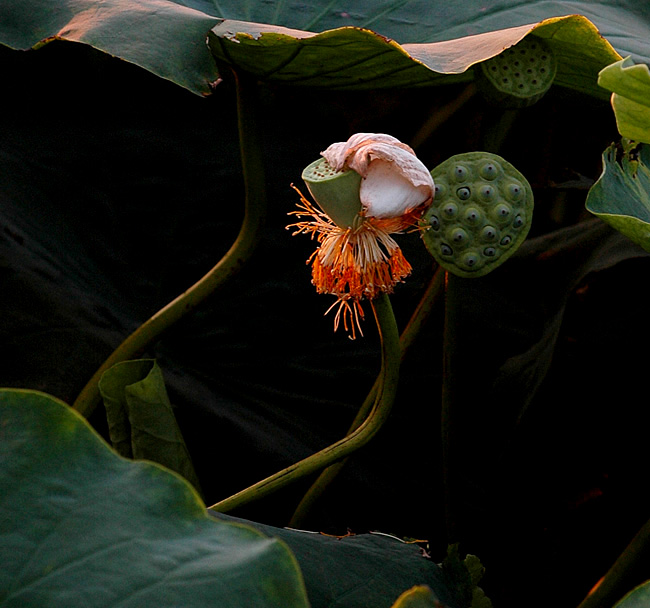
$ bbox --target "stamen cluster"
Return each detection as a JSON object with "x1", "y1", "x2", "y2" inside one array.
[
  {"x1": 287, "y1": 133, "x2": 434, "y2": 338},
  {"x1": 288, "y1": 187, "x2": 419, "y2": 338}
]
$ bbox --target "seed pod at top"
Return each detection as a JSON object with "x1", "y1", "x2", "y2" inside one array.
[{"x1": 475, "y1": 36, "x2": 557, "y2": 108}]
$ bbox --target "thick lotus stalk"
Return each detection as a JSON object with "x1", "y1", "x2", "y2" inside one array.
[{"x1": 288, "y1": 133, "x2": 434, "y2": 338}]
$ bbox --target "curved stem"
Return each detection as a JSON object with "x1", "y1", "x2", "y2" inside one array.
[
  {"x1": 73, "y1": 70, "x2": 266, "y2": 419},
  {"x1": 289, "y1": 265, "x2": 445, "y2": 527},
  {"x1": 208, "y1": 292, "x2": 401, "y2": 514},
  {"x1": 577, "y1": 517, "x2": 650, "y2": 608}
]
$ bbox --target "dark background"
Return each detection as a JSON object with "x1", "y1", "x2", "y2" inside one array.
[{"x1": 3, "y1": 40, "x2": 650, "y2": 607}]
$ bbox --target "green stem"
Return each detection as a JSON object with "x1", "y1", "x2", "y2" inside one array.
[
  {"x1": 577, "y1": 517, "x2": 650, "y2": 608},
  {"x1": 208, "y1": 292, "x2": 401, "y2": 514},
  {"x1": 289, "y1": 265, "x2": 445, "y2": 527},
  {"x1": 441, "y1": 271, "x2": 458, "y2": 544},
  {"x1": 411, "y1": 84, "x2": 477, "y2": 151},
  {"x1": 72, "y1": 70, "x2": 266, "y2": 419},
  {"x1": 481, "y1": 108, "x2": 520, "y2": 154}
]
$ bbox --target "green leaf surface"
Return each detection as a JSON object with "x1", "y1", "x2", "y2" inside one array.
[
  {"x1": 184, "y1": 0, "x2": 650, "y2": 63},
  {"x1": 599, "y1": 57, "x2": 650, "y2": 143},
  {"x1": 3, "y1": 1, "x2": 646, "y2": 95},
  {"x1": 208, "y1": 15, "x2": 620, "y2": 95},
  {"x1": 615, "y1": 581, "x2": 650, "y2": 608},
  {"x1": 0, "y1": 388, "x2": 310, "y2": 608},
  {"x1": 0, "y1": 0, "x2": 220, "y2": 95},
  {"x1": 586, "y1": 143, "x2": 650, "y2": 252},
  {"x1": 98, "y1": 359, "x2": 202, "y2": 494},
  {"x1": 390, "y1": 586, "x2": 442, "y2": 608},
  {"x1": 213, "y1": 516, "x2": 456, "y2": 608}
]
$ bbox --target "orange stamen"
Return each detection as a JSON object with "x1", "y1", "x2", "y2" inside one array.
[{"x1": 287, "y1": 185, "x2": 423, "y2": 339}]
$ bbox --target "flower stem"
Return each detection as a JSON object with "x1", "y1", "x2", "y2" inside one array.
[
  {"x1": 289, "y1": 265, "x2": 445, "y2": 527},
  {"x1": 72, "y1": 70, "x2": 266, "y2": 419},
  {"x1": 208, "y1": 292, "x2": 401, "y2": 514},
  {"x1": 577, "y1": 517, "x2": 650, "y2": 608}
]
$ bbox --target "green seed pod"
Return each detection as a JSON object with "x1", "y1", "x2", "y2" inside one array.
[
  {"x1": 302, "y1": 157, "x2": 362, "y2": 229},
  {"x1": 476, "y1": 35, "x2": 557, "y2": 108},
  {"x1": 421, "y1": 152, "x2": 533, "y2": 278}
]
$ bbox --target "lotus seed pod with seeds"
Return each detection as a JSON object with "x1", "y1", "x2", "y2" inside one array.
[
  {"x1": 476, "y1": 36, "x2": 557, "y2": 108},
  {"x1": 302, "y1": 157, "x2": 363, "y2": 229},
  {"x1": 421, "y1": 152, "x2": 533, "y2": 278}
]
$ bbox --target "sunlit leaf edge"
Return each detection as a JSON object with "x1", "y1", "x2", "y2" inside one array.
[{"x1": 209, "y1": 14, "x2": 621, "y2": 94}]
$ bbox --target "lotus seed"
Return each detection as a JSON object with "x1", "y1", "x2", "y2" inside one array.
[
  {"x1": 480, "y1": 185, "x2": 496, "y2": 201},
  {"x1": 512, "y1": 214, "x2": 524, "y2": 228},
  {"x1": 484, "y1": 247, "x2": 496, "y2": 256},
  {"x1": 465, "y1": 207, "x2": 481, "y2": 224},
  {"x1": 441, "y1": 244, "x2": 453, "y2": 256},
  {"x1": 449, "y1": 227, "x2": 469, "y2": 244},
  {"x1": 480, "y1": 163, "x2": 499, "y2": 180},
  {"x1": 457, "y1": 187, "x2": 471, "y2": 201},
  {"x1": 500, "y1": 235, "x2": 512, "y2": 246},
  {"x1": 493, "y1": 204, "x2": 511, "y2": 224},
  {"x1": 481, "y1": 225, "x2": 498, "y2": 241},
  {"x1": 461, "y1": 252, "x2": 479, "y2": 268},
  {"x1": 430, "y1": 215, "x2": 440, "y2": 230},
  {"x1": 453, "y1": 166, "x2": 469, "y2": 181},
  {"x1": 507, "y1": 183, "x2": 523, "y2": 200},
  {"x1": 443, "y1": 202, "x2": 458, "y2": 217}
]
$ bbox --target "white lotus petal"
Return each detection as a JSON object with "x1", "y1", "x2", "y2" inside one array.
[
  {"x1": 320, "y1": 133, "x2": 433, "y2": 218},
  {"x1": 322, "y1": 133, "x2": 414, "y2": 175},
  {"x1": 361, "y1": 160, "x2": 432, "y2": 218}
]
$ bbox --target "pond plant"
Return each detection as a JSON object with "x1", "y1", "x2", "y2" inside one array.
[{"x1": 2, "y1": 2, "x2": 650, "y2": 608}]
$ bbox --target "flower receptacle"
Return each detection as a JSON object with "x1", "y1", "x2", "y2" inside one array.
[{"x1": 302, "y1": 157, "x2": 363, "y2": 229}]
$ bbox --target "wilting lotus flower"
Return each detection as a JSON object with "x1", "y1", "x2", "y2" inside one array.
[{"x1": 288, "y1": 133, "x2": 434, "y2": 338}]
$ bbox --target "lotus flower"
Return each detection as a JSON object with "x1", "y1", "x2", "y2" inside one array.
[{"x1": 288, "y1": 133, "x2": 434, "y2": 338}]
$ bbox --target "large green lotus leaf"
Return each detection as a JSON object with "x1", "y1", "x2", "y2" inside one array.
[
  {"x1": 3, "y1": 1, "x2": 647, "y2": 96},
  {"x1": 212, "y1": 514, "x2": 456, "y2": 608},
  {"x1": 599, "y1": 57, "x2": 650, "y2": 143},
  {"x1": 189, "y1": 0, "x2": 650, "y2": 61},
  {"x1": 98, "y1": 359, "x2": 202, "y2": 495},
  {"x1": 208, "y1": 15, "x2": 620, "y2": 95},
  {"x1": 0, "y1": 0, "x2": 220, "y2": 95},
  {"x1": 586, "y1": 143, "x2": 650, "y2": 252},
  {"x1": 0, "y1": 389, "x2": 309, "y2": 608}
]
